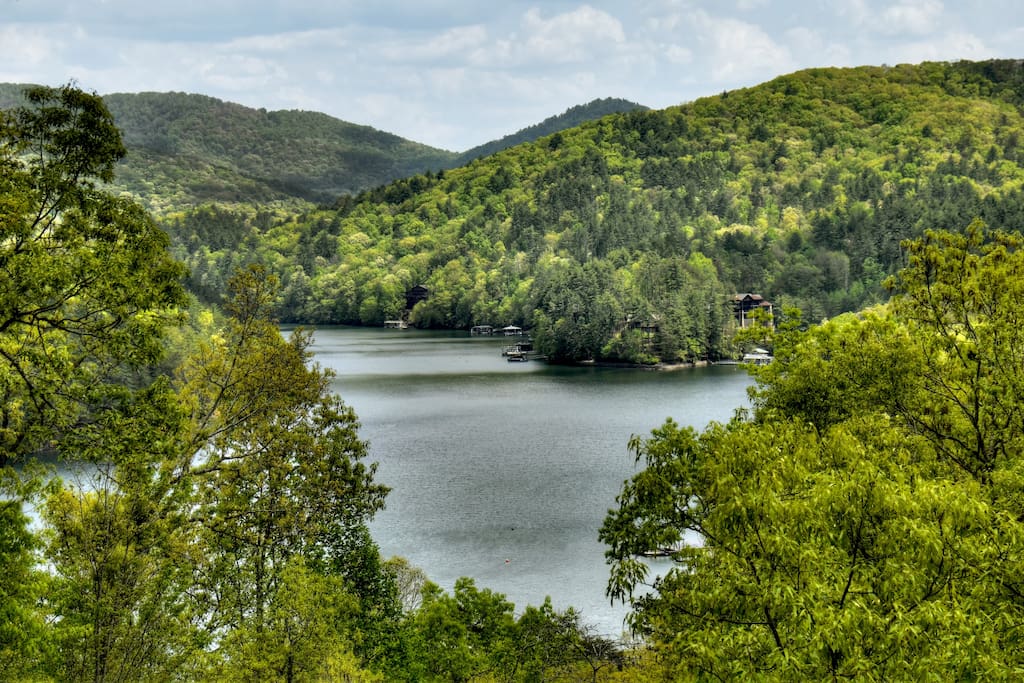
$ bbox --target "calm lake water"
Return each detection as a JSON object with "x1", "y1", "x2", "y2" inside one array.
[{"x1": 305, "y1": 326, "x2": 753, "y2": 637}]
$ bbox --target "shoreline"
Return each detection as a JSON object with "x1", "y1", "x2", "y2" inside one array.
[{"x1": 545, "y1": 358, "x2": 724, "y2": 371}]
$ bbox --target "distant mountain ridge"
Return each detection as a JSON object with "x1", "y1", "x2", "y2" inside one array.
[
  {"x1": 104, "y1": 91, "x2": 461, "y2": 212},
  {"x1": 453, "y1": 97, "x2": 647, "y2": 165},
  {"x1": 0, "y1": 84, "x2": 646, "y2": 213}
]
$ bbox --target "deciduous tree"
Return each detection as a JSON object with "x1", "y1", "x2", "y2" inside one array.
[
  {"x1": 0, "y1": 84, "x2": 186, "y2": 466},
  {"x1": 601, "y1": 224, "x2": 1024, "y2": 678}
]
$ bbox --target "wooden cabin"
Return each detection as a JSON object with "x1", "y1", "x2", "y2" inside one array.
[{"x1": 732, "y1": 293, "x2": 773, "y2": 328}]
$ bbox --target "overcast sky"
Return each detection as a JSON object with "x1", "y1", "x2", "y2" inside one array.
[{"x1": 2, "y1": 1, "x2": 1021, "y2": 151}]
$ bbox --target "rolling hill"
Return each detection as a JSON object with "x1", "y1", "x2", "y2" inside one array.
[
  {"x1": 1, "y1": 84, "x2": 647, "y2": 213},
  {"x1": 7, "y1": 60, "x2": 1024, "y2": 365},
  {"x1": 160, "y1": 59, "x2": 1024, "y2": 364}
]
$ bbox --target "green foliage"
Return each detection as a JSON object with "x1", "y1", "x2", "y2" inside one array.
[
  {"x1": 394, "y1": 578, "x2": 619, "y2": 682},
  {"x1": 37, "y1": 267, "x2": 393, "y2": 681},
  {"x1": 44, "y1": 484, "x2": 199, "y2": 682},
  {"x1": 206, "y1": 558, "x2": 372, "y2": 682},
  {"x1": 102, "y1": 92, "x2": 459, "y2": 211},
  {"x1": 155, "y1": 60, "x2": 1024, "y2": 365},
  {"x1": 0, "y1": 501, "x2": 53, "y2": 679},
  {"x1": 1, "y1": 85, "x2": 460, "y2": 212},
  {"x1": 601, "y1": 224, "x2": 1024, "y2": 678},
  {"x1": 453, "y1": 97, "x2": 648, "y2": 166},
  {"x1": 0, "y1": 82, "x2": 634, "y2": 682},
  {"x1": 11, "y1": 63, "x2": 1024, "y2": 679},
  {"x1": 0, "y1": 84, "x2": 187, "y2": 467}
]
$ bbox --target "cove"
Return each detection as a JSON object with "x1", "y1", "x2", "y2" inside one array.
[{"x1": 306, "y1": 325, "x2": 753, "y2": 637}]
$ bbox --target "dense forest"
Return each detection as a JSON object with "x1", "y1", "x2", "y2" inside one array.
[
  {"x1": 451, "y1": 97, "x2": 648, "y2": 166},
  {"x1": 101, "y1": 92, "x2": 458, "y2": 211},
  {"x1": 161, "y1": 60, "x2": 1024, "y2": 364},
  {"x1": 0, "y1": 83, "x2": 458, "y2": 210},
  {"x1": 0, "y1": 86, "x2": 645, "y2": 216}
]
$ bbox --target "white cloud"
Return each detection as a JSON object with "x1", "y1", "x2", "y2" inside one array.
[
  {"x1": 783, "y1": 26, "x2": 853, "y2": 67},
  {"x1": 223, "y1": 28, "x2": 351, "y2": 53},
  {"x1": 691, "y1": 11, "x2": 795, "y2": 83},
  {"x1": 883, "y1": 30, "x2": 991, "y2": 63},
  {"x1": 878, "y1": 0, "x2": 945, "y2": 36},
  {"x1": 834, "y1": 0, "x2": 872, "y2": 27},
  {"x1": 378, "y1": 24, "x2": 490, "y2": 63},
  {"x1": 990, "y1": 24, "x2": 1024, "y2": 53},
  {"x1": 521, "y1": 5, "x2": 626, "y2": 64},
  {"x1": 425, "y1": 66, "x2": 473, "y2": 96},
  {"x1": 665, "y1": 44, "x2": 694, "y2": 64},
  {"x1": 193, "y1": 53, "x2": 288, "y2": 91},
  {"x1": 0, "y1": 24, "x2": 61, "y2": 74}
]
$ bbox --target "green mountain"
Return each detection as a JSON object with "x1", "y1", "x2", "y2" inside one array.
[
  {"x1": 102, "y1": 91, "x2": 461, "y2": 211},
  {"x1": 1, "y1": 84, "x2": 459, "y2": 211},
  {"x1": 453, "y1": 97, "x2": 647, "y2": 166},
  {"x1": 1, "y1": 85, "x2": 648, "y2": 214},
  {"x1": 164, "y1": 60, "x2": 1024, "y2": 364}
]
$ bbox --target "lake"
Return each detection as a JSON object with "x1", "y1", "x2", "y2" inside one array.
[{"x1": 305, "y1": 326, "x2": 753, "y2": 637}]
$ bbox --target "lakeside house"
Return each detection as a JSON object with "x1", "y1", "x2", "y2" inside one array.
[{"x1": 732, "y1": 293, "x2": 773, "y2": 328}]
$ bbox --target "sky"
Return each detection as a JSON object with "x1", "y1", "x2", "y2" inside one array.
[{"x1": 2, "y1": 1, "x2": 1022, "y2": 151}]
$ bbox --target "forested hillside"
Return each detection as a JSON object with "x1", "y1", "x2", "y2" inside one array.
[
  {"x1": 0, "y1": 86, "x2": 648, "y2": 215},
  {"x1": 0, "y1": 84, "x2": 459, "y2": 211},
  {"x1": 164, "y1": 59, "x2": 1024, "y2": 364},
  {"x1": 103, "y1": 92, "x2": 460, "y2": 211},
  {"x1": 452, "y1": 97, "x2": 648, "y2": 166}
]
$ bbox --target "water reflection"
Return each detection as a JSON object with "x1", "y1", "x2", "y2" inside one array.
[{"x1": 305, "y1": 325, "x2": 753, "y2": 637}]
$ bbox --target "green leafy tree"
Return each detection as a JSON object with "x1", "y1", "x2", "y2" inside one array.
[
  {"x1": 601, "y1": 224, "x2": 1024, "y2": 678},
  {"x1": 43, "y1": 482, "x2": 200, "y2": 682},
  {"x1": 399, "y1": 578, "x2": 620, "y2": 682},
  {"x1": 0, "y1": 84, "x2": 186, "y2": 466},
  {"x1": 406, "y1": 578, "x2": 516, "y2": 682},
  {"x1": 208, "y1": 558, "x2": 378, "y2": 683},
  {"x1": 0, "y1": 84, "x2": 186, "y2": 681},
  {"x1": 39, "y1": 264, "x2": 392, "y2": 681},
  {"x1": 170, "y1": 267, "x2": 389, "y2": 674},
  {"x1": 0, "y1": 498, "x2": 53, "y2": 678}
]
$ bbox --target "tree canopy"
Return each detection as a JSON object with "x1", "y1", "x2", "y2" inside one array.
[
  {"x1": 158, "y1": 60, "x2": 1024, "y2": 365},
  {"x1": 601, "y1": 222, "x2": 1024, "y2": 679},
  {"x1": 0, "y1": 83, "x2": 186, "y2": 466}
]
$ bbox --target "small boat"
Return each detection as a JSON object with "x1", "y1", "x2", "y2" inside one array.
[
  {"x1": 639, "y1": 542, "x2": 684, "y2": 557},
  {"x1": 502, "y1": 340, "x2": 533, "y2": 357},
  {"x1": 506, "y1": 352, "x2": 528, "y2": 362}
]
